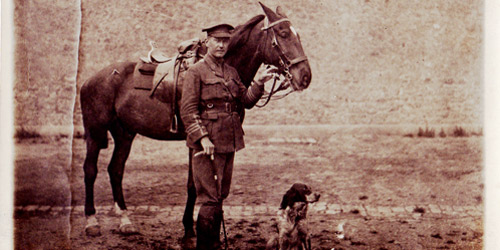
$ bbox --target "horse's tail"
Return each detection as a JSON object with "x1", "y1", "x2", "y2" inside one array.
[{"x1": 80, "y1": 61, "x2": 136, "y2": 149}]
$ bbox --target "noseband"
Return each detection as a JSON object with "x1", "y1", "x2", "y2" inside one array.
[{"x1": 256, "y1": 17, "x2": 308, "y2": 107}]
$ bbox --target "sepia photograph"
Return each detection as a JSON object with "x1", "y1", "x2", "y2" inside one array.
[{"x1": 4, "y1": 0, "x2": 497, "y2": 249}]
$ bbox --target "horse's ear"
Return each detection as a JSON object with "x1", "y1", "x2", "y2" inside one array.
[
  {"x1": 259, "y1": 2, "x2": 280, "y2": 22},
  {"x1": 276, "y1": 6, "x2": 288, "y2": 18}
]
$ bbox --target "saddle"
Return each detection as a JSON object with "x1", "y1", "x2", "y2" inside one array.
[
  {"x1": 134, "y1": 38, "x2": 204, "y2": 90},
  {"x1": 140, "y1": 41, "x2": 172, "y2": 64},
  {"x1": 133, "y1": 38, "x2": 205, "y2": 133}
]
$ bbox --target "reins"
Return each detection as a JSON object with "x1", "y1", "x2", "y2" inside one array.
[
  {"x1": 255, "y1": 74, "x2": 294, "y2": 108},
  {"x1": 255, "y1": 75, "x2": 278, "y2": 108}
]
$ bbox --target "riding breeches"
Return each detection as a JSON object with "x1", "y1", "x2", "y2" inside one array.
[{"x1": 192, "y1": 150, "x2": 235, "y2": 204}]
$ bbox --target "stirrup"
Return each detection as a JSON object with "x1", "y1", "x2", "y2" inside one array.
[{"x1": 169, "y1": 115, "x2": 178, "y2": 133}]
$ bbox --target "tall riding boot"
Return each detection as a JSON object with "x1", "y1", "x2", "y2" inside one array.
[
  {"x1": 212, "y1": 204, "x2": 223, "y2": 249},
  {"x1": 196, "y1": 204, "x2": 220, "y2": 250}
]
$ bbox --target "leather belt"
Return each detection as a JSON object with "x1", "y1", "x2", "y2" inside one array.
[{"x1": 202, "y1": 101, "x2": 237, "y2": 113}]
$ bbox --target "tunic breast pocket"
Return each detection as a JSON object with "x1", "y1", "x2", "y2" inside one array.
[
  {"x1": 201, "y1": 79, "x2": 221, "y2": 100},
  {"x1": 227, "y1": 79, "x2": 241, "y2": 99}
]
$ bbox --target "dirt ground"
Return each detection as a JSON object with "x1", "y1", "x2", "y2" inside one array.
[{"x1": 14, "y1": 127, "x2": 483, "y2": 249}]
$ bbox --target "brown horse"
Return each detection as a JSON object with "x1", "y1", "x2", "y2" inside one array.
[{"x1": 80, "y1": 2, "x2": 311, "y2": 237}]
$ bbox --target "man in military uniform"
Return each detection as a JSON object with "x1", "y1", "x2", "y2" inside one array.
[{"x1": 180, "y1": 24, "x2": 276, "y2": 249}]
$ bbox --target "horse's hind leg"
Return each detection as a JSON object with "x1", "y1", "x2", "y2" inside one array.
[
  {"x1": 108, "y1": 121, "x2": 138, "y2": 235},
  {"x1": 83, "y1": 128, "x2": 106, "y2": 236}
]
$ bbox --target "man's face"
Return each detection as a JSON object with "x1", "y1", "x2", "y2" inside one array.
[{"x1": 206, "y1": 36, "x2": 230, "y2": 58}]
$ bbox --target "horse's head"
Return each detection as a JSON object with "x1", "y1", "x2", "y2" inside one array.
[{"x1": 259, "y1": 2, "x2": 311, "y2": 91}]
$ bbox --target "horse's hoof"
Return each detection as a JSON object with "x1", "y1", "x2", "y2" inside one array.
[
  {"x1": 85, "y1": 225, "x2": 101, "y2": 237},
  {"x1": 119, "y1": 224, "x2": 139, "y2": 235}
]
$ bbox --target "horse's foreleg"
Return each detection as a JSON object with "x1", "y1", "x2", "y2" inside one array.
[
  {"x1": 108, "y1": 124, "x2": 138, "y2": 235},
  {"x1": 83, "y1": 137, "x2": 102, "y2": 236},
  {"x1": 182, "y1": 149, "x2": 197, "y2": 240}
]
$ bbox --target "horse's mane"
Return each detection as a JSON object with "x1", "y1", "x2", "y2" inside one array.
[{"x1": 225, "y1": 15, "x2": 265, "y2": 58}]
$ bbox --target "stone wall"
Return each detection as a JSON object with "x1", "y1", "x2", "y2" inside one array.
[{"x1": 13, "y1": 0, "x2": 483, "y2": 134}]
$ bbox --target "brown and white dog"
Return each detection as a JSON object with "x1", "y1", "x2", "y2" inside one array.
[{"x1": 266, "y1": 183, "x2": 320, "y2": 250}]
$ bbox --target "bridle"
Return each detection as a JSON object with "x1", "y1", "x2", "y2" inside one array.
[
  {"x1": 256, "y1": 17, "x2": 308, "y2": 107},
  {"x1": 261, "y1": 18, "x2": 308, "y2": 82}
]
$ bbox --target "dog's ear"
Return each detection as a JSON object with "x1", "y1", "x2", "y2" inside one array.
[
  {"x1": 279, "y1": 194, "x2": 288, "y2": 210},
  {"x1": 295, "y1": 184, "x2": 309, "y2": 202},
  {"x1": 280, "y1": 186, "x2": 301, "y2": 209},
  {"x1": 280, "y1": 189, "x2": 293, "y2": 209}
]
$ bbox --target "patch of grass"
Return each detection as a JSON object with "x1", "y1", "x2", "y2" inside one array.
[
  {"x1": 15, "y1": 127, "x2": 41, "y2": 139},
  {"x1": 439, "y1": 128, "x2": 447, "y2": 138},
  {"x1": 359, "y1": 195, "x2": 368, "y2": 200},
  {"x1": 452, "y1": 126, "x2": 468, "y2": 137},
  {"x1": 73, "y1": 131, "x2": 84, "y2": 139},
  {"x1": 417, "y1": 127, "x2": 435, "y2": 138},
  {"x1": 407, "y1": 126, "x2": 482, "y2": 138},
  {"x1": 55, "y1": 134, "x2": 69, "y2": 142},
  {"x1": 471, "y1": 129, "x2": 483, "y2": 136},
  {"x1": 413, "y1": 206, "x2": 426, "y2": 214}
]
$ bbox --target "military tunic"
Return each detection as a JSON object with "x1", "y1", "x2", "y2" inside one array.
[
  {"x1": 181, "y1": 53, "x2": 264, "y2": 153},
  {"x1": 180, "y1": 53, "x2": 264, "y2": 203}
]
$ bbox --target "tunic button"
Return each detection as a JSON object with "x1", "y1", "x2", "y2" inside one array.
[{"x1": 207, "y1": 103, "x2": 214, "y2": 108}]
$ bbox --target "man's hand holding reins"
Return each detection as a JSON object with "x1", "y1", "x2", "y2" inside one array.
[{"x1": 254, "y1": 65, "x2": 280, "y2": 86}]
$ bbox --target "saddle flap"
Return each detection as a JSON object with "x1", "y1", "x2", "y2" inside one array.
[
  {"x1": 137, "y1": 62, "x2": 157, "y2": 76},
  {"x1": 153, "y1": 60, "x2": 175, "y2": 87},
  {"x1": 133, "y1": 61, "x2": 157, "y2": 90}
]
